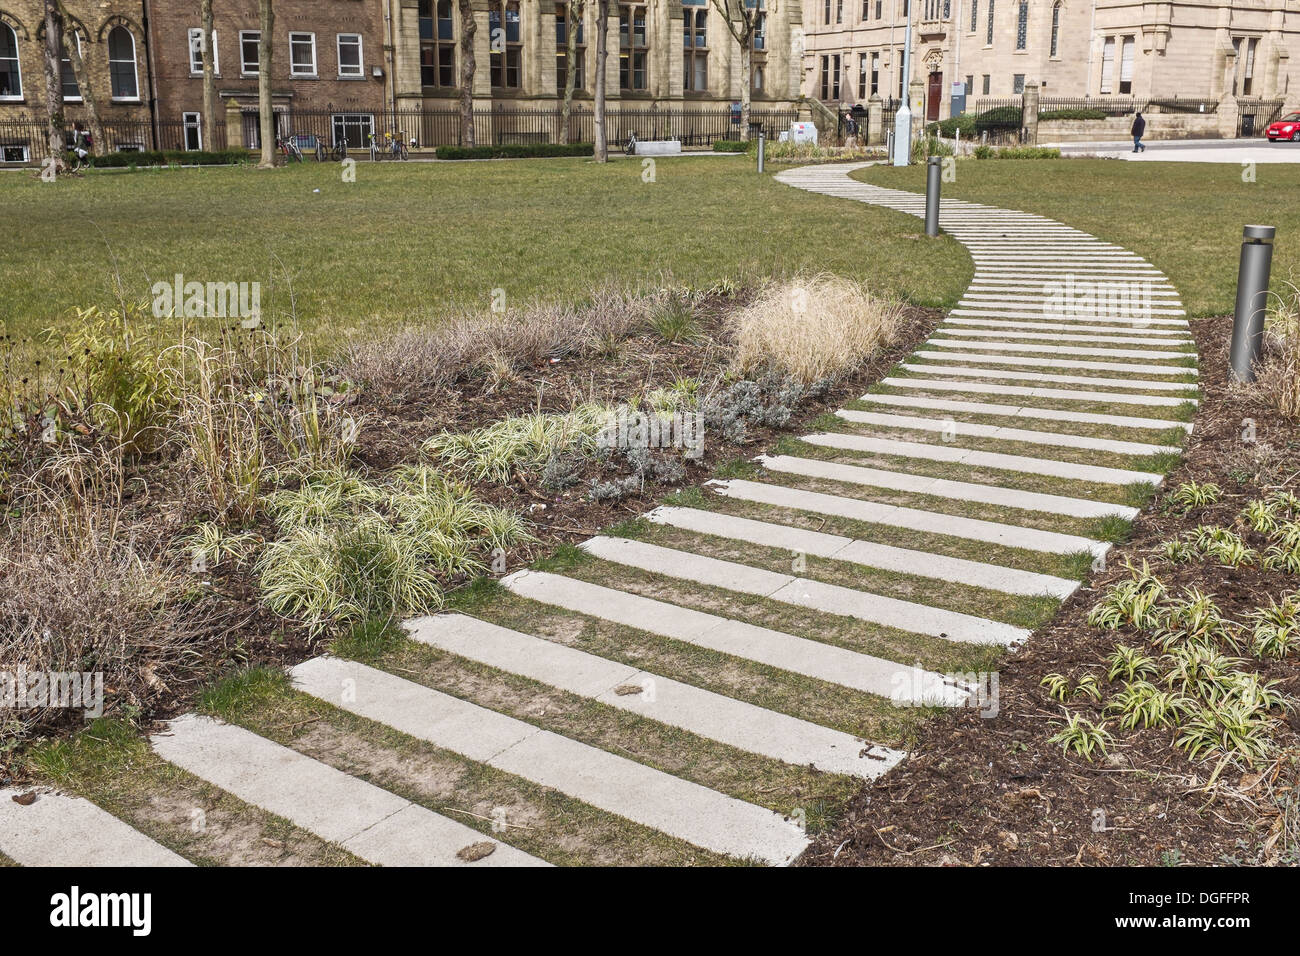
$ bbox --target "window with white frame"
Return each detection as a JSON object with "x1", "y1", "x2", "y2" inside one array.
[
  {"x1": 337, "y1": 34, "x2": 363, "y2": 76},
  {"x1": 108, "y1": 26, "x2": 138, "y2": 99},
  {"x1": 2, "y1": 143, "x2": 29, "y2": 162},
  {"x1": 240, "y1": 30, "x2": 260, "y2": 74},
  {"x1": 183, "y1": 111, "x2": 202, "y2": 150},
  {"x1": 332, "y1": 112, "x2": 373, "y2": 150},
  {"x1": 1099, "y1": 36, "x2": 1115, "y2": 93},
  {"x1": 189, "y1": 28, "x2": 218, "y2": 74},
  {"x1": 289, "y1": 32, "x2": 317, "y2": 76},
  {"x1": 60, "y1": 32, "x2": 82, "y2": 101},
  {"x1": 1118, "y1": 36, "x2": 1134, "y2": 94},
  {"x1": 1, "y1": 22, "x2": 22, "y2": 98}
]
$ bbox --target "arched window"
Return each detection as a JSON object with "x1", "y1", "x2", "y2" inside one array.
[
  {"x1": 0, "y1": 22, "x2": 20, "y2": 99},
  {"x1": 985, "y1": 0, "x2": 994, "y2": 46},
  {"x1": 1050, "y1": 2, "x2": 1061, "y2": 58},
  {"x1": 60, "y1": 32, "x2": 81, "y2": 100},
  {"x1": 682, "y1": 2, "x2": 706, "y2": 92},
  {"x1": 1015, "y1": 0, "x2": 1028, "y2": 50},
  {"x1": 108, "y1": 26, "x2": 138, "y2": 99}
]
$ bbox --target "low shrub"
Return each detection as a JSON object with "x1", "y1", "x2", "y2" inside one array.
[
  {"x1": 1260, "y1": 284, "x2": 1300, "y2": 419},
  {"x1": 89, "y1": 149, "x2": 251, "y2": 168},
  {"x1": 973, "y1": 145, "x2": 1061, "y2": 160},
  {"x1": 1039, "y1": 108, "x2": 1109, "y2": 122},
  {"x1": 729, "y1": 274, "x2": 904, "y2": 384},
  {"x1": 424, "y1": 405, "x2": 609, "y2": 483},
  {"x1": 712, "y1": 139, "x2": 751, "y2": 153},
  {"x1": 974, "y1": 105, "x2": 1024, "y2": 132},
  {"x1": 435, "y1": 142, "x2": 593, "y2": 160}
]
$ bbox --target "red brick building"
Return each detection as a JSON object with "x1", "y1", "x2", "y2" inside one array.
[{"x1": 147, "y1": 0, "x2": 388, "y2": 150}]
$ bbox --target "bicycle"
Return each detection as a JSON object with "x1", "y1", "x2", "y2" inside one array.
[
  {"x1": 330, "y1": 140, "x2": 348, "y2": 162},
  {"x1": 277, "y1": 136, "x2": 304, "y2": 163},
  {"x1": 623, "y1": 131, "x2": 638, "y2": 155}
]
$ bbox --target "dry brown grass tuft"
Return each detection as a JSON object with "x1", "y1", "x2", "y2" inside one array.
[
  {"x1": 1260, "y1": 288, "x2": 1300, "y2": 420},
  {"x1": 729, "y1": 274, "x2": 905, "y2": 384},
  {"x1": 339, "y1": 286, "x2": 668, "y2": 397}
]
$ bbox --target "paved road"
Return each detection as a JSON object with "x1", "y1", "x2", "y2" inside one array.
[{"x1": 1047, "y1": 137, "x2": 1300, "y2": 163}]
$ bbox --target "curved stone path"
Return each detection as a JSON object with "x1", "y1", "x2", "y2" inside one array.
[{"x1": 1, "y1": 163, "x2": 1197, "y2": 867}]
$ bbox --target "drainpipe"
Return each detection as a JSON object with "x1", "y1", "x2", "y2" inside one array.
[
  {"x1": 385, "y1": 0, "x2": 397, "y2": 123},
  {"x1": 140, "y1": 0, "x2": 161, "y2": 149},
  {"x1": 953, "y1": 0, "x2": 961, "y2": 113}
]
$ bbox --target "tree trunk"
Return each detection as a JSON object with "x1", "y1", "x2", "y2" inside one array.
[
  {"x1": 457, "y1": 0, "x2": 476, "y2": 147},
  {"x1": 201, "y1": 0, "x2": 216, "y2": 150},
  {"x1": 738, "y1": 39, "x2": 751, "y2": 142},
  {"x1": 257, "y1": 0, "x2": 275, "y2": 167},
  {"x1": 559, "y1": 0, "x2": 584, "y2": 146},
  {"x1": 593, "y1": 0, "x2": 608, "y2": 162},
  {"x1": 41, "y1": 0, "x2": 66, "y2": 172},
  {"x1": 56, "y1": 12, "x2": 105, "y2": 156}
]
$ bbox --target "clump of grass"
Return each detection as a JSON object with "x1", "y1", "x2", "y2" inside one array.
[
  {"x1": 730, "y1": 274, "x2": 904, "y2": 384},
  {"x1": 648, "y1": 296, "x2": 701, "y2": 344},
  {"x1": 258, "y1": 466, "x2": 530, "y2": 635},
  {"x1": 1167, "y1": 480, "x2": 1221, "y2": 513},
  {"x1": 424, "y1": 404, "x2": 608, "y2": 483},
  {"x1": 1259, "y1": 284, "x2": 1300, "y2": 419}
]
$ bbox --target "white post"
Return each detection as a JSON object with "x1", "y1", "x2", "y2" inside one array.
[{"x1": 891, "y1": 1, "x2": 914, "y2": 166}]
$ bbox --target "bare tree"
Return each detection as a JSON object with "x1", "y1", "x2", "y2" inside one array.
[
  {"x1": 53, "y1": 0, "x2": 104, "y2": 156},
  {"x1": 257, "y1": 0, "x2": 275, "y2": 167},
  {"x1": 457, "y1": 0, "x2": 476, "y2": 146},
  {"x1": 710, "y1": 0, "x2": 771, "y2": 141},
  {"x1": 558, "y1": 0, "x2": 586, "y2": 146},
  {"x1": 592, "y1": 0, "x2": 608, "y2": 162},
  {"x1": 201, "y1": 0, "x2": 216, "y2": 150},
  {"x1": 40, "y1": 0, "x2": 66, "y2": 172}
]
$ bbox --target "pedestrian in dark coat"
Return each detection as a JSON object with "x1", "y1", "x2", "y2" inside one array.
[{"x1": 1131, "y1": 112, "x2": 1146, "y2": 153}]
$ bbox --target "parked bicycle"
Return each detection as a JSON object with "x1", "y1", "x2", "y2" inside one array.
[
  {"x1": 276, "y1": 136, "x2": 304, "y2": 163},
  {"x1": 369, "y1": 131, "x2": 408, "y2": 161}
]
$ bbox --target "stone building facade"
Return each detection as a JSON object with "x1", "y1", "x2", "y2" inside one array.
[{"x1": 800, "y1": 0, "x2": 1300, "y2": 120}]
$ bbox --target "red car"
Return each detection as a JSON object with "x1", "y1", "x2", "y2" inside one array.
[{"x1": 1266, "y1": 112, "x2": 1300, "y2": 142}]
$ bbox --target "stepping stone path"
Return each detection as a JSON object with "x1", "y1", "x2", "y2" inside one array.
[{"x1": 1, "y1": 162, "x2": 1196, "y2": 867}]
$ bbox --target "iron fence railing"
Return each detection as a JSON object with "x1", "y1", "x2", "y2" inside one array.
[
  {"x1": 0, "y1": 106, "x2": 796, "y2": 164},
  {"x1": 0, "y1": 115, "x2": 227, "y2": 163}
]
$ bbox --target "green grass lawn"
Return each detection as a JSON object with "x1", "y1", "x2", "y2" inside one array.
[
  {"x1": 0, "y1": 157, "x2": 970, "y2": 361},
  {"x1": 856, "y1": 159, "x2": 1300, "y2": 317}
]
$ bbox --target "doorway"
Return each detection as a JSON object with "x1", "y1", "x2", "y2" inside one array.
[{"x1": 927, "y1": 71, "x2": 943, "y2": 122}]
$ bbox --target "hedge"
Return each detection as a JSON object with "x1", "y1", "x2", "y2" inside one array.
[
  {"x1": 712, "y1": 139, "x2": 751, "y2": 152},
  {"x1": 1038, "y1": 108, "x2": 1109, "y2": 122},
  {"x1": 435, "y1": 142, "x2": 594, "y2": 160},
  {"x1": 974, "y1": 105, "x2": 1024, "y2": 132},
  {"x1": 87, "y1": 149, "x2": 252, "y2": 168},
  {"x1": 973, "y1": 145, "x2": 1061, "y2": 160}
]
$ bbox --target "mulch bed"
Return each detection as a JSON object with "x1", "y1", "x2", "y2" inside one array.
[{"x1": 800, "y1": 314, "x2": 1300, "y2": 867}]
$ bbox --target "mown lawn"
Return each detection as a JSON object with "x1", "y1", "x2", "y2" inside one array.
[
  {"x1": 857, "y1": 159, "x2": 1300, "y2": 317},
  {"x1": 0, "y1": 157, "x2": 970, "y2": 362}
]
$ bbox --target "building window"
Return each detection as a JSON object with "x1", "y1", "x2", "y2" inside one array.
[
  {"x1": 1119, "y1": 35, "x2": 1135, "y2": 94},
  {"x1": 683, "y1": 5, "x2": 707, "y2": 92},
  {"x1": 832, "y1": 53, "x2": 841, "y2": 100},
  {"x1": 183, "y1": 111, "x2": 202, "y2": 150},
  {"x1": 970, "y1": 0, "x2": 977, "y2": 32},
  {"x1": 337, "y1": 34, "x2": 363, "y2": 77},
  {"x1": 289, "y1": 32, "x2": 316, "y2": 76},
  {"x1": 754, "y1": 9, "x2": 766, "y2": 51},
  {"x1": 107, "y1": 26, "x2": 139, "y2": 99},
  {"x1": 875, "y1": 0, "x2": 882, "y2": 17},
  {"x1": 981, "y1": 73, "x2": 990, "y2": 94},
  {"x1": 1099, "y1": 36, "x2": 1115, "y2": 93},
  {"x1": 60, "y1": 33, "x2": 81, "y2": 101},
  {"x1": 332, "y1": 113, "x2": 374, "y2": 149},
  {"x1": 556, "y1": 2, "x2": 586, "y2": 91},
  {"x1": 2, "y1": 144, "x2": 29, "y2": 162},
  {"x1": 240, "y1": 30, "x2": 260, "y2": 75},
  {"x1": 419, "y1": 0, "x2": 456, "y2": 87},
  {"x1": 1015, "y1": 1, "x2": 1027, "y2": 50},
  {"x1": 0, "y1": 23, "x2": 20, "y2": 99},
  {"x1": 985, "y1": 0, "x2": 994, "y2": 46},
  {"x1": 753, "y1": 63, "x2": 764, "y2": 91},
  {"x1": 490, "y1": 1, "x2": 522, "y2": 89},
  {"x1": 1049, "y1": 2, "x2": 1061, "y2": 57},
  {"x1": 1242, "y1": 37, "x2": 1258, "y2": 95},
  {"x1": 188, "y1": 27, "x2": 218, "y2": 75},
  {"x1": 618, "y1": 4, "x2": 647, "y2": 92},
  {"x1": 857, "y1": 53, "x2": 867, "y2": 99},
  {"x1": 862, "y1": 0, "x2": 869, "y2": 18},
  {"x1": 823, "y1": 0, "x2": 831, "y2": 24},
  {"x1": 871, "y1": 52, "x2": 880, "y2": 95},
  {"x1": 925, "y1": 0, "x2": 939, "y2": 19},
  {"x1": 819, "y1": 54, "x2": 829, "y2": 99},
  {"x1": 836, "y1": 0, "x2": 843, "y2": 23},
  {"x1": 1012, "y1": 73, "x2": 1025, "y2": 93}
]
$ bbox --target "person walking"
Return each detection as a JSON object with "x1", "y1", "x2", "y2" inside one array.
[{"x1": 1131, "y1": 111, "x2": 1146, "y2": 153}]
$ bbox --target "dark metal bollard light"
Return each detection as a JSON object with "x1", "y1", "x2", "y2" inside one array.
[
  {"x1": 1229, "y1": 224, "x2": 1276, "y2": 383},
  {"x1": 925, "y1": 156, "x2": 941, "y2": 237},
  {"x1": 757, "y1": 131, "x2": 765, "y2": 174}
]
